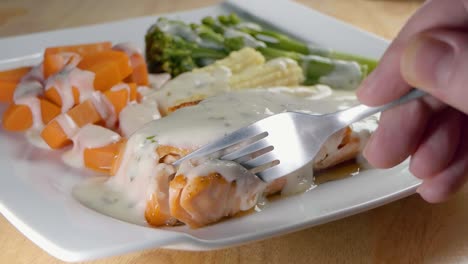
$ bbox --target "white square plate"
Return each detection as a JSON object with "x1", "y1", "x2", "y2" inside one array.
[{"x1": 0, "y1": 0, "x2": 421, "y2": 262}]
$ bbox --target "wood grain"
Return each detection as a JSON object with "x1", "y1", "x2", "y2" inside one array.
[{"x1": 4, "y1": 1, "x2": 468, "y2": 264}]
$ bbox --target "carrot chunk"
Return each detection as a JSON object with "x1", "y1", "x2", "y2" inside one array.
[
  {"x1": 0, "y1": 67, "x2": 32, "y2": 82},
  {"x1": 126, "y1": 53, "x2": 149, "y2": 86},
  {"x1": 44, "y1": 86, "x2": 80, "y2": 107},
  {"x1": 128, "y1": 83, "x2": 138, "y2": 101},
  {"x1": 40, "y1": 120, "x2": 71, "y2": 149},
  {"x1": 87, "y1": 61, "x2": 122, "y2": 91},
  {"x1": 84, "y1": 140, "x2": 123, "y2": 174},
  {"x1": 44, "y1": 42, "x2": 112, "y2": 57},
  {"x1": 41, "y1": 99, "x2": 104, "y2": 149},
  {"x1": 0, "y1": 81, "x2": 18, "y2": 103},
  {"x1": 103, "y1": 83, "x2": 137, "y2": 114},
  {"x1": 67, "y1": 100, "x2": 102, "y2": 127},
  {"x1": 2, "y1": 104, "x2": 33, "y2": 131},
  {"x1": 43, "y1": 52, "x2": 66, "y2": 79},
  {"x1": 2, "y1": 98, "x2": 60, "y2": 131},
  {"x1": 78, "y1": 50, "x2": 132, "y2": 91},
  {"x1": 40, "y1": 99, "x2": 61, "y2": 124},
  {"x1": 43, "y1": 42, "x2": 112, "y2": 78},
  {"x1": 110, "y1": 139, "x2": 127, "y2": 176},
  {"x1": 104, "y1": 88, "x2": 128, "y2": 115}
]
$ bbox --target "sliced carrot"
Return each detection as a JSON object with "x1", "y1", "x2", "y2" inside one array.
[
  {"x1": 78, "y1": 50, "x2": 132, "y2": 77},
  {"x1": 67, "y1": 100, "x2": 102, "y2": 127},
  {"x1": 43, "y1": 51, "x2": 65, "y2": 79},
  {"x1": 110, "y1": 139, "x2": 127, "y2": 176},
  {"x1": 104, "y1": 88, "x2": 129, "y2": 115},
  {"x1": 87, "y1": 61, "x2": 122, "y2": 91},
  {"x1": 44, "y1": 42, "x2": 112, "y2": 57},
  {"x1": 2, "y1": 98, "x2": 61, "y2": 131},
  {"x1": 103, "y1": 83, "x2": 138, "y2": 114},
  {"x1": 40, "y1": 120, "x2": 71, "y2": 149},
  {"x1": 2, "y1": 104, "x2": 32, "y2": 131},
  {"x1": 128, "y1": 83, "x2": 138, "y2": 101},
  {"x1": 44, "y1": 86, "x2": 80, "y2": 107},
  {"x1": 78, "y1": 50, "x2": 132, "y2": 91},
  {"x1": 83, "y1": 140, "x2": 123, "y2": 174},
  {"x1": 41, "y1": 99, "x2": 103, "y2": 149},
  {"x1": 0, "y1": 67, "x2": 31, "y2": 82},
  {"x1": 0, "y1": 81, "x2": 18, "y2": 103},
  {"x1": 40, "y1": 99, "x2": 61, "y2": 124},
  {"x1": 43, "y1": 42, "x2": 112, "y2": 78},
  {"x1": 126, "y1": 53, "x2": 149, "y2": 85}
]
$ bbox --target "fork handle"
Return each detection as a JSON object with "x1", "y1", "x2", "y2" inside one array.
[{"x1": 330, "y1": 89, "x2": 427, "y2": 129}]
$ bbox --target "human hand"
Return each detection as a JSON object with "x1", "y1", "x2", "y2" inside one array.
[{"x1": 357, "y1": 0, "x2": 468, "y2": 203}]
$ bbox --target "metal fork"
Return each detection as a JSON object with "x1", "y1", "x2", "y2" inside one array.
[{"x1": 172, "y1": 89, "x2": 427, "y2": 183}]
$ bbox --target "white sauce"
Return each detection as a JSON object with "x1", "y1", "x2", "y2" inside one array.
[
  {"x1": 20, "y1": 63, "x2": 44, "y2": 84},
  {"x1": 155, "y1": 19, "x2": 199, "y2": 42},
  {"x1": 307, "y1": 45, "x2": 333, "y2": 57},
  {"x1": 154, "y1": 19, "x2": 223, "y2": 50},
  {"x1": 148, "y1": 73, "x2": 171, "y2": 90},
  {"x1": 119, "y1": 99, "x2": 161, "y2": 137},
  {"x1": 255, "y1": 34, "x2": 279, "y2": 44},
  {"x1": 137, "y1": 86, "x2": 152, "y2": 98},
  {"x1": 224, "y1": 28, "x2": 266, "y2": 48},
  {"x1": 62, "y1": 124, "x2": 121, "y2": 168},
  {"x1": 318, "y1": 60, "x2": 363, "y2": 90},
  {"x1": 89, "y1": 91, "x2": 116, "y2": 128},
  {"x1": 13, "y1": 66, "x2": 49, "y2": 148},
  {"x1": 112, "y1": 42, "x2": 141, "y2": 56},
  {"x1": 110, "y1": 83, "x2": 130, "y2": 92},
  {"x1": 55, "y1": 114, "x2": 79, "y2": 138},
  {"x1": 107, "y1": 133, "x2": 161, "y2": 220},
  {"x1": 13, "y1": 81, "x2": 43, "y2": 101},
  {"x1": 149, "y1": 66, "x2": 231, "y2": 114},
  {"x1": 141, "y1": 86, "x2": 354, "y2": 148},
  {"x1": 25, "y1": 129, "x2": 50, "y2": 149},
  {"x1": 73, "y1": 177, "x2": 148, "y2": 226},
  {"x1": 45, "y1": 68, "x2": 95, "y2": 112},
  {"x1": 235, "y1": 22, "x2": 263, "y2": 32},
  {"x1": 74, "y1": 87, "x2": 375, "y2": 225},
  {"x1": 59, "y1": 52, "x2": 82, "y2": 71}
]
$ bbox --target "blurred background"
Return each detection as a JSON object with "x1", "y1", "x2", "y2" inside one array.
[{"x1": 0, "y1": 0, "x2": 423, "y2": 39}]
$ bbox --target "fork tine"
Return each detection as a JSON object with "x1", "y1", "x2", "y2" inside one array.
[
  {"x1": 240, "y1": 151, "x2": 279, "y2": 171},
  {"x1": 211, "y1": 131, "x2": 268, "y2": 160},
  {"x1": 221, "y1": 138, "x2": 272, "y2": 162},
  {"x1": 172, "y1": 125, "x2": 266, "y2": 166},
  {"x1": 233, "y1": 145, "x2": 274, "y2": 164},
  {"x1": 255, "y1": 165, "x2": 289, "y2": 182}
]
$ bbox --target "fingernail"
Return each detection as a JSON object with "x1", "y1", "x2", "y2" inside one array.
[{"x1": 401, "y1": 34, "x2": 454, "y2": 90}]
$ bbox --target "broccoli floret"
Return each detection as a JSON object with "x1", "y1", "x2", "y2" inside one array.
[{"x1": 145, "y1": 18, "x2": 228, "y2": 76}]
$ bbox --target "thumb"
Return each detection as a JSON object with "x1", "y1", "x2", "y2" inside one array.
[{"x1": 401, "y1": 28, "x2": 468, "y2": 114}]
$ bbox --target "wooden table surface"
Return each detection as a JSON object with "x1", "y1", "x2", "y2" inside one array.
[{"x1": 2, "y1": 0, "x2": 468, "y2": 263}]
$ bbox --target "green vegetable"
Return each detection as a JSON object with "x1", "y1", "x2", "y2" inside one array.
[
  {"x1": 145, "y1": 18, "x2": 228, "y2": 76},
  {"x1": 145, "y1": 14, "x2": 379, "y2": 89}
]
